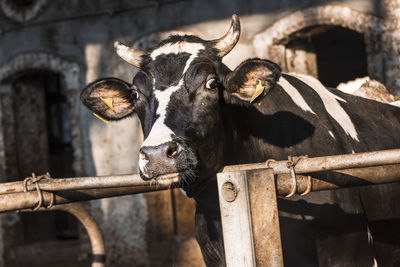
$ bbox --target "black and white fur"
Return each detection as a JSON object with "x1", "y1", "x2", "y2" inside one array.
[{"x1": 81, "y1": 16, "x2": 400, "y2": 266}]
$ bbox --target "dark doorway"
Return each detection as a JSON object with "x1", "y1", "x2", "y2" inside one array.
[
  {"x1": 312, "y1": 26, "x2": 368, "y2": 87},
  {"x1": 284, "y1": 26, "x2": 368, "y2": 88},
  {"x1": 3, "y1": 70, "x2": 87, "y2": 266}
]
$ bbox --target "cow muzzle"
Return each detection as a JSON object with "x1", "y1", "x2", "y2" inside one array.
[{"x1": 139, "y1": 141, "x2": 180, "y2": 179}]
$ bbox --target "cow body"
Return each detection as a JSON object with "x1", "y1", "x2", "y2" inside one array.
[
  {"x1": 223, "y1": 73, "x2": 400, "y2": 164},
  {"x1": 81, "y1": 15, "x2": 400, "y2": 266},
  {"x1": 194, "y1": 71, "x2": 400, "y2": 266}
]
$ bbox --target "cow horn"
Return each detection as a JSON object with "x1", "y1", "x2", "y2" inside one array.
[
  {"x1": 212, "y1": 14, "x2": 241, "y2": 57},
  {"x1": 114, "y1": 41, "x2": 145, "y2": 68}
]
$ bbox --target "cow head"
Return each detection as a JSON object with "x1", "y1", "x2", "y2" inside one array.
[{"x1": 81, "y1": 15, "x2": 281, "y2": 194}]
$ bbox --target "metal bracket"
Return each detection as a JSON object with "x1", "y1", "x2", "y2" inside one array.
[
  {"x1": 23, "y1": 173, "x2": 54, "y2": 210},
  {"x1": 284, "y1": 155, "x2": 310, "y2": 197}
]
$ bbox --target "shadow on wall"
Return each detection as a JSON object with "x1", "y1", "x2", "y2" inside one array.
[{"x1": 84, "y1": 42, "x2": 150, "y2": 266}]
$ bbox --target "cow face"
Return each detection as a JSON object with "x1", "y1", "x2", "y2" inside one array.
[{"x1": 81, "y1": 15, "x2": 281, "y2": 193}]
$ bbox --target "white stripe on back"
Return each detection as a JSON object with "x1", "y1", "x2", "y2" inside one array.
[
  {"x1": 290, "y1": 73, "x2": 359, "y2": 142},
  {"x1": 277, "y1": 76, "x2": 316, "y2": 114}
]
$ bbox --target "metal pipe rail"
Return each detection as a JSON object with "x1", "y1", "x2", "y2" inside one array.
[
  {"x1": 0, "y1": 148, "x2": 398, "y2": 266},
  {"x1": 0, "y1": 148, "x2": 398, "y2": 195},
  {"x1": 21, "y1": 203, "x2": 106, "y2": 267},
  {"x1": 0, "y1": 173, "x2": 180, "y2": 195},
  {"x1": 0, "y1": 182, "x2": 178, "y2": 212},
  {"x1": 276, "y1": 164, "x2": 400, "y2": 195},
  {"x1": 0, "y1": 149, "x2": 398, "y2": 212},
  {"x1": 217, "y1": 148, "x2": 400, "y2": 267},
  {"x1": 223, "y1": 148, "x2": 400, "y2": 173}
]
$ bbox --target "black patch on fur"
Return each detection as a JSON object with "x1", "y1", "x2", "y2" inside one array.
[
  {"x1": 132, "y1": 71, "x2": 153, "y2": 99},
  {"x1": 151, "y1": 53, "x2": 190, "y2": 90},
  {"x1": 184, "y1": 62, "x2": 216, "y2": 95}
]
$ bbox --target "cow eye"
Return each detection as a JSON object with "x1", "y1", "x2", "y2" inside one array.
[
  {"x1": 206, "y1": 78, "x2": 217, "y2": 89},
  {"x1": 131, "y1": 87, "x2": 140, "y2": 101}
]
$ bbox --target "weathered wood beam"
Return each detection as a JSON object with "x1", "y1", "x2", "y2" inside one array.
[{"x1": 217, "y1": 169, "x2": 284, "y2": 267}]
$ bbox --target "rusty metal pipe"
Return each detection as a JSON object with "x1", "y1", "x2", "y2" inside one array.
[
  {"x1": 1, "y1": 164, "x2": 399, "y2": 212},
  {"x1": 223, "y1": 148, "x2": 400, "y2": 174},
  {"x1": 0, "y1": 149, "x2": 399, "y2": 212},
  {"x1": 54, "y1": 203, "x2": 105, "y2": 267},
  {"x1": 0, "y1": 149, "x2": 397, "y2": 196},
  {"x1": 21, "y1": 203, "x2": 105, "y2": 267},
  {"x1": 0, "y1": 183, "x2": 176, "y2": 212},
  {"x1": 276, "y1": 164, "x2": 400, "y2": 195},
  {"x1": 0, "y1": 173, "x2": 179, "y2": 195}
]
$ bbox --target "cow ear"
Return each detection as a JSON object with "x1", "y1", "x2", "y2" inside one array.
[
  {"x1": 80, "y1": 78, "x2": 135, "y2": 120},
  {"x1": 225, "y1": 59, "x2": 281, "y2": 102}
]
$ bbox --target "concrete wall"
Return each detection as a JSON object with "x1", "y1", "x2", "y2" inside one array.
[{"x1": 0, "y1": 0, "x2": 383, "y2": 266}]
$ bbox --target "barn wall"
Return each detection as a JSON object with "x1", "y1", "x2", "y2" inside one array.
[{"x1": 0, "y1": 0, "x2": 387, "y2": 266}]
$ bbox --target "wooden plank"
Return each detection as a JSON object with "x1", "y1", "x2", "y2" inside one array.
[
  {"x1": 172, "y1": 188, "x2": 196, "y2": 237},
  {"x1": 217, "y1": 169, "x2": 284, "y2": 267},
  {"x1": 143, "y1": 190, "x2": 175, "y2": 264},
  {"x1": 247, "y1": 169, "x2": 284, "y2": 267},
  {"x1": 144, "y1": 189, "x2": 205, "y2": 266},
  {"x1": 172, "y1": 189, "x2": 204, "y2": 267},
  {"x1": 144, "y1": 190, "x2": 174, "y2": 239},
  {"x1": 217, "y1": 171, "x2": 255, "y2": 267}
]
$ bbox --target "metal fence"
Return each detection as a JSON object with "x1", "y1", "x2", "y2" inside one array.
[
  {"x1": 218, "y1": 148, "x2": 400, "y2": 266},
  {"x1": 1, "y1": 148, "x2": 400, "y2": 266}
]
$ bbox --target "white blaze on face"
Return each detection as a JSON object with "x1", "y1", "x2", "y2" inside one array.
[
  {"x1": 151, "y1": 42, "x2": 205, "y2": 60},
  {"x1": 290, "y1": 73, "x2": 360, "y2": 142},
  {"x1": 139, "y1": 152, "x2": 149, "y2": 176},
  {"x1": 141, "y1": 42, "x2": 205, "y2": 149},
  {"x1": 142, "y1": 81, "x2": 183, "y2": 147},
  {"x1": 277, "y1": 76, "x2": 316, "y2": 114}
]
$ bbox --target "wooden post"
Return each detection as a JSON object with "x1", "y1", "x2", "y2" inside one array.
[{"x1": 217, "y1": 168, "x2": 284, "y2": 267}]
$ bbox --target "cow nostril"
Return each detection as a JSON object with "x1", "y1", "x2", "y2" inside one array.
[{"x1": 166, "y1": 143, "x2": 179, "y2": 158}]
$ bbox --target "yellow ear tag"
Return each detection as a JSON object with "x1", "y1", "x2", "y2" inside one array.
[
  {"x1": 100, "y1": 97, "x2": 115, "y2": 111},
  {"x1": 250, "y1": 80, "x2": 265, "y2": 103},
  {"x1": 93, "y1": 113, "x2": 109, "y2": 123}
]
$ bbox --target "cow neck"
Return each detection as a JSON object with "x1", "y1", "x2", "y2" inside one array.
[
  {"x1": 193, "y1": 176, "x2": 226, "y2": 266},
  {"x1": 221, "y1": 101, "x2": 268, "y2": 165},
  {"x1": 193, "y1": 175, "x2": 221, "y2": 230},
  {"x1": 193, "y1": 175, "x2": 220, "y2": 211},
  {"x1": 182, "y1": 173, "x2": 215, "y2": 198}
]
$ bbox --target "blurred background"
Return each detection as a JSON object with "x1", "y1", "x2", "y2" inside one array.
[{"x1": 0, "y1": 0, "x2": 399, "y2": 266}]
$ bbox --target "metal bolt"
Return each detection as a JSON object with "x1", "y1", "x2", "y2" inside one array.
[{"x1": 222, "y1": 181, "x2": 238, "y2": 202}]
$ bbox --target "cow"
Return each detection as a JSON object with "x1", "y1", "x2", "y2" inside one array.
[{"x1": 81, "y1": 15, "x2": 400, "y2": 266}]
